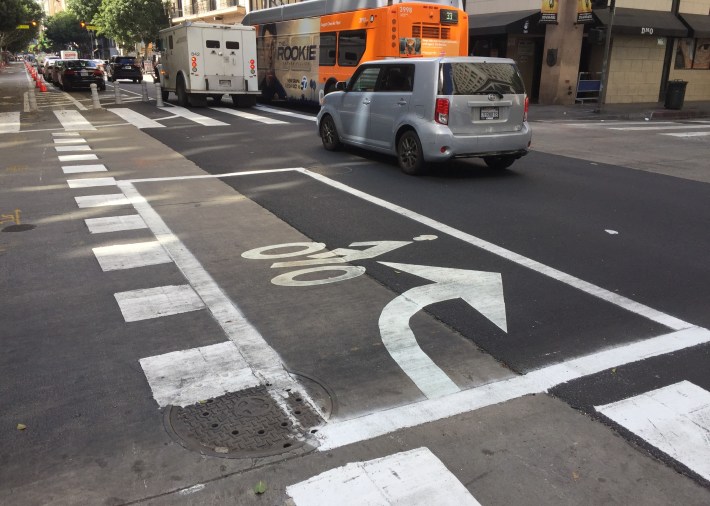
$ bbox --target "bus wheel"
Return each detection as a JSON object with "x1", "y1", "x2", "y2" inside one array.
[
  {"x1": 176, "y1": 76, "x2": 188, "y2": 107},
  {"x1": 319, "y1": 115, "x2": 341, "y2": 151}
]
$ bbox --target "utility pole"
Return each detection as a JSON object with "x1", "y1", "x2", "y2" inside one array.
[{"x1": 596, "y1": 0, "x2": 616, "y2": 113}]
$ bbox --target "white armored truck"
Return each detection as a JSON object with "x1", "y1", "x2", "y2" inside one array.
[{"x1": 157, "y1": 22, "x2": 259, "y2": 107}]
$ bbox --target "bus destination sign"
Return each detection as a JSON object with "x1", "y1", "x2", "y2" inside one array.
[{"x1": 440, "y1": 9, "x2": 458, "y2": 25}]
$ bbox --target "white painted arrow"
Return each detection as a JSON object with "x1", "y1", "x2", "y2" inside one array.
[{"x1": 378, "y1": 262, "x2": 507, "y2": 399}]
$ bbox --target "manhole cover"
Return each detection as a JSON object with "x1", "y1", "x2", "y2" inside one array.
[
  {"x1": 2, "y1": 224, "x2": 36, "y2": 232},
  {"x1": 164, "y1": 385, "x2": 324, "y2": 459}
]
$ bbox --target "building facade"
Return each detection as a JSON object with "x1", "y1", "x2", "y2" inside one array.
[{"x1": 469, "y1": 0, "x2": 710, "y2": 104}]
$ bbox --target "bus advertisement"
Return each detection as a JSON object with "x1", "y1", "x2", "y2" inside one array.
[{"x1": 241, "y1": 0, "x2": 468, "y2": 105}]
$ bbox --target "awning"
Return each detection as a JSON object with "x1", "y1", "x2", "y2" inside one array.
[
  {"x1": 593, "y1": 8, "x2": 689, "y2": 38},
  {"x1": 470, "y1": 10, "x2": 543, "y2": 37},
  {"x1": 679, "y1": 13, "x2": 710, "y2": 38}
]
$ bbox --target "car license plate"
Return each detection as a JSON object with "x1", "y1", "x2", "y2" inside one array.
[
  {"x1": 80, "y1": 71, "x2": 88, "y2": 76},
  {"x1": 480, "y1": 107, "x2": 499, "y2": 120},
  {"x1": 124, "y1": 65, "x2": 132, "y2": 69},
  {"x1": 219, "y1": 80, "x2": 231, "y2": 87}
]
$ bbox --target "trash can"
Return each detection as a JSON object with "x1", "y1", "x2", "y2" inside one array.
[{"x1": 664, "y1": 80, "x2": 687, "y2": 110}]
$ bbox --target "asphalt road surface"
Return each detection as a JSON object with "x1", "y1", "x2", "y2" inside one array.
[{"x1": 2, "y1": 62, "x2": 709, "y2": 505}]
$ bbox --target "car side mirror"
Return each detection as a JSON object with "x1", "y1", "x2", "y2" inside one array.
[{"x1": 335, "y1": 81, "x2": 347, "y2": 91}]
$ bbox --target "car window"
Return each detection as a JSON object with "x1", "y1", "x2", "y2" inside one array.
[
  {"x1": 377, "y1": 65, "x2": 414, "y2": 92},
  {"x1": 115, "y1": 57, "x2": 135, "y2": 65},
  {"x1": 439, "y1": 62, "x2": 525, "y2": 95},
  {"x1": 348, "y1": 66, "x2": 380, "y2": 92}
]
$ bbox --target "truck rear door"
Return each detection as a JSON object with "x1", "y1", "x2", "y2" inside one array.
[{"x1": 203, "y1": 28, "x2": 244, "y2": 92}]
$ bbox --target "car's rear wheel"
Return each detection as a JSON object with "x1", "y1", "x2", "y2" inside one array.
[
  {"x1": 483, "y1": 155, "x2": 517, "y2": 170},
  {"x1": 319, "y1": 115, "x2": 341, "y2": 151},
  {"x1": 397, "y1": 130, "x2": 426, "y2": 175}
]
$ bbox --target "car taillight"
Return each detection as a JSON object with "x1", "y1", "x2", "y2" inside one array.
[
  {"x1": 93, "y1": 69, "x2": 103, "y2": 76},
  {"x1": 64, "y1": 69, "x2": 75, "y2": 76},
  {"x1": 435, "y1": 98, "x2": 449, "y2": 125},
  {"x1": 524, "y1": 95, "x2": 529, "y2": 122}
]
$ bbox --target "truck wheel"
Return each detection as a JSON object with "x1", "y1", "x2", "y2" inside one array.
[
  {"x1": 176, "y1": 76, "x2": 188, "y2": 107},
  {"x1": 211, "y1": 94, "x2": 223, "y2": 105}
]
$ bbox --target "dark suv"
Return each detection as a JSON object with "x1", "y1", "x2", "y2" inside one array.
[{"x1": 106, "y1": 55, "x2": 142, "y2": 83}]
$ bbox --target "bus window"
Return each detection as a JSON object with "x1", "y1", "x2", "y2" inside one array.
[
  {"x1": 226, "y1": 41, "x2": 240, "y2": 50},
  {"x1": 349, "y1": 66, "x2": 380, "y2": 92},
  {"x1": 169, "y1": 35, "x2": 173, "y2": 50},
  {"x1": 206, "y1": 40, "x2": 220, "y2": 48},
  {"x1": 320, "y1": 32, "x2": 336, "y2": 66},
  {"x1": 338, "y1": 30, "x2": 366, "y2": 67}
]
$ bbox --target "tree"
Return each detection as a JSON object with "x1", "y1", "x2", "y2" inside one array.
[
  {"x1": 66, "y1": 0, "x2": 103, "y2": 25},
  {"x1": 94, "y1": 0, "x2": 169, "y2": 49},
  {"x1": 44, "y1": 11, "x2": 90, "y2": 53},
  {"x1": 0, "y1": 0, "x2": 43, "y2": 52}
]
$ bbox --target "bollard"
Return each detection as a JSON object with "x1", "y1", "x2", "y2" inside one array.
[
  {"x1": 90, "y1": 83, "x2": 102, "y2": 108},
  {"x1": 113, "y1": 81, "x2": 123, "y2": 104},
  {"x1": 141, "y1": 81, "x2": 149, "y2": 102},
  {"x1": 155, "y1": 83, "x2": 164, "y2": 107}
]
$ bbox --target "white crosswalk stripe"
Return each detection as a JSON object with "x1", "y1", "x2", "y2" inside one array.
[
  {"x1": 0, "y1": 112, "x2": 21, "y2": 134},
  {"x1": 595, "y1": 381, "x2": 710, "y2": 481},
  {"x1": 165, "y1": 105, "x2": 229, "y2": 126},
  {"x1": 108, "y1": 108, "x2": 164, "y2": 129},
  {"x1": 210, "y1": 106, "x2": 288, "y2": 124},
  {"x1": 54, "y1": 110, "x2": 95, "y2": 131}
]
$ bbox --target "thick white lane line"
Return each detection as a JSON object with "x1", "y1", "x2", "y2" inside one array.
[
  {"x1": 58, "y1": 154, "x2": 98, "y2": 162},
  {"x1": 167, "y1": 106, "x2": 229, "y2": 126},
  {"x1": 114, "y1": 284, "x2": 205, "y2": 322},
  {"x1": 75, "y1": 194, "x2": 131, "y2": 208},
  {"x1": 609, "y1": 125, "x2": 710, "y2": 131},
  {"x1": 139, "y1": 341, "x2": 259, "y2": 408},
  {"x1": 117, "y1": 181, "x2": 294, "y2": 388},
  {"x1": 108, "y1": 108, "x2": 165, "y2": 129},
  {"x1": 53, "y1": 110, "x2": 96, "y2": 131},
  {"x1": 55, "y1": 144, "x2": 92, "y2": 152},
  {"x1": 316, "y1": 326, "x2": 710, "y2": 451},
  {"x1": 663, "y1": 131, "x2": 710, "y2": 138},
  {"x1": 92, "y1": 241, "x2": 172, "y2": 271},
  {"x1": 254, "y1": 104, "x2": 317, "y2": 122},
  {"x1": 52, "y1": 131, "x2": 81, "y2": 137},
  {"x1": 0, "y1": 112, "x2": 21, "y2": 134},
  {"x1": 287, "y1": 448, "x2": 482, "y2": 506},
  {"x1": 67, "y1": 177, "x2": 116, "y2": 188},
  {"x1": 85, "y1": 214, "x2": 148, "y2": 234},
  {"x1": 210, "y1": 107, "x2": 288, "y2": 125},
  {"x1": 62, "y1": 163, "x2": 107, "y2": 174},
  {"x1": 596, "y1": 381, "x2": 710, "y2": 481}
]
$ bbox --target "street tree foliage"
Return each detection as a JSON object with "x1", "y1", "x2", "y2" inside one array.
[
  {"x1": 44, "y1": 11, "x2": 90, "y2": 53},
  {"x1": 66, "y1": 0, "x2": 103, "y2": 25},
  {"x1": 0, "y1": 0, "x2": 43, "y2": 51},
  {"x1": 95, "y1": 0, "x2": 169, "y2": 48}
]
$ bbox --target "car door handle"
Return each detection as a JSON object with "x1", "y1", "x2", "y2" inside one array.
[{"x1": 363, "y1": 99, "x2": 371, "y2": 105}]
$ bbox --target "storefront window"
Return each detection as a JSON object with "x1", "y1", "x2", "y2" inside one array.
[{"x1": 675, "y1": 38, "x2": 710, "y2": 70}]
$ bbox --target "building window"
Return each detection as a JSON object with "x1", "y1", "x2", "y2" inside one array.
[{"x1": 675, "y1": 38, "x2": 710, "y2": 70}]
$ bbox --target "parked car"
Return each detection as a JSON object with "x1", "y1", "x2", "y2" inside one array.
[
  {"x1": 41, "y1": 56, "x2": 60, "y2": 78},
  {"x1": 57, "y1": 59, "x2": 106, "y2": 91},
  {"x1": 106, "y1": 55, "x2": 142, "y2": 83},
  {"x1": 317, "y1": 56, "x2": 532, "y2": 175},
  {"x1": 49, "y1": 59, "x2": 67, "y2": 85}
]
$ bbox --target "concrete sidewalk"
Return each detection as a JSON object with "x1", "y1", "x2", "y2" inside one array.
[{"x1": 530, "y1": 100, "x2": 710, "y2": 122}]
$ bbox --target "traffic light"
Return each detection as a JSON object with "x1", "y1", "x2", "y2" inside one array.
[
  {"x1": 31, "y1": 20, "x2": 37, "y2": 27},
  {"x1": 80, "y1": 21, "x2": 86, "y2": 28}
]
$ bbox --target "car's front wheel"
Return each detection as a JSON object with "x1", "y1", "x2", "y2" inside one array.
[
  {"x1": 319, "y1": 115, "x2": 341, "y2": 151},
  {"x1": 397, "y1": 130, "x2": 426, "y2": 175},
  {"x1": 483, "y1": 155, "x2": 517, "y2": 170}
]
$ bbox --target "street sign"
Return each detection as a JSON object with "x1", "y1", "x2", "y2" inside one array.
[
  {"x1": 85, "y1": 24, "x2": 98, "y2": 30},
  {"x1": 16, "y1": 25, "x2": 29, "y2": 29}
]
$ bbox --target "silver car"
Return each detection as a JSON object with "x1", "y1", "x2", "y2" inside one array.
[{"x1": 317, "y1": 57, "x2": 532, "y2": 175}]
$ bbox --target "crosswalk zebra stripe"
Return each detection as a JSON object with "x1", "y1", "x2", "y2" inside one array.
[
  {"x1": 108, "y1": 108, "x2": 165, "y2": 129},
  {"x1": 286, "y1": 448, "x2": 482, "y2": 506},
  {"x1": 53, "y1": 110, "x2": 96, "y2": 131},
  {"x1": 595, "y1": 381, "x2": 710, "y2": 481},
  {"x1": 58, "y1": 154, "x2": 98, "y2": 162},
  {"x1": 55, "y1": 145, "x2": 92, "y2": 152},
  {"x1": 114, "y1": 284, "x2": 206, "y2": 322},
  {"x1": 84, "y1": 214, "x2": 148, "y2": 234},
  {"x1": 0, "y1": 112, "x2": 21, "y2": 134},
  {"x1": 92, "y1": 241, "x2": 173, "y2": 271},
  {"x1": 210, "y1": 106, "x2": 288, "y2": 124},
  {"x1": 663, "y1": 131, "x2": 710, "y2": 138},
  {"x1": 62, "y1": 163, "x2": 107, "y2": 174},
  {"x1": 67, "y1": 177, "x2": 116, "y2": 188},
  {"x1": 166, "y1": 105, "x2": 229, "y2": 126},
  {"x1": 75, "y1": 194, "x2": 131, "y2": 208}
]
